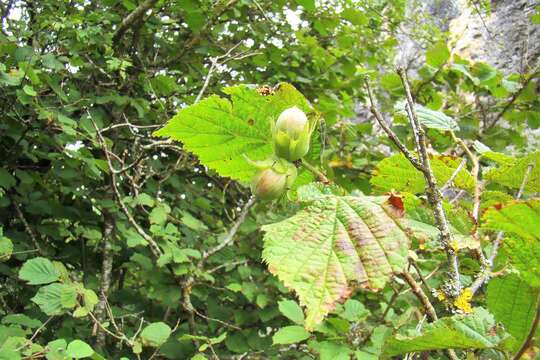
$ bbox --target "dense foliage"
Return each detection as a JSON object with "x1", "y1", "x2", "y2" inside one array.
[{"x1": 0, "y1": 0, "x2": 539, "y2": 359}]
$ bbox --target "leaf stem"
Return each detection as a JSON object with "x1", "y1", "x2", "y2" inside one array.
[
  {"x1": 512, "y1": 300, "x2": 540, "y2": 360},
  {"x1": 301, "y1": 159, "x2": 330, "y2": 184}
]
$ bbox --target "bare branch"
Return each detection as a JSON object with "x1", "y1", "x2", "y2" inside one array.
[
  {"x1": 441, "y1": 158, "x2": 467, "y2": 192},
  {"x1": 397, "y1": 68, "x2": 462, "y2": 296},
  {"x1": 95, "y1": 214, "x2": 115, "y2": 348},
  {"x1": 88, "y1": 109, "x2": 162, "y2": 258},
  {"x1": 364, "y1": 79, "x2": 425, "y2": 172},
  {"x1": 112, "y1": 0, "x2": 158, "y2": 44}
]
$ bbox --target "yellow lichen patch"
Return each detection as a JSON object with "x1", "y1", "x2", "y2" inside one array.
[
  {"x1": 454, "y1": 288, "x2": 473, "y2": 314},
  {"x1": 435, "y1": 289, "x2": 446, "y2": 301},
  {"x1": 450, "y1": 240, "x2": 460, "y2": 252}
]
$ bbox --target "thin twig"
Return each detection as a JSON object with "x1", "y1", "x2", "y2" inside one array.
[
  {"x1": 441, "y1": 158, "x2": 467, "y2": 192},
  {"x1": 301, "y1": 159, "x2": 330, "y2": 184},
  {"x1": 13, "y1": 200, "x2": 43, "y2": 254},
  {"x1": 364, "y1": 80, "x2": 424, "y2": 172},
  {"x1": 88, "y1": 109, "x2": 162, "y2": 258},
  {"x1": 401, "y1": 271, "x2": 460, "y2": 360}
]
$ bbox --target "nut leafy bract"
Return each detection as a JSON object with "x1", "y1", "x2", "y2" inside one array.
[
  {"x1": 154, "y1": 83, "x2": 311, "y2": 183},
  {"x1": 262, "y1": 184, "x2": 412, "y2": 329}
]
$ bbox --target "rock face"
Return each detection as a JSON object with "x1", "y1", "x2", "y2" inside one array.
[
  {"x1": 450, "y1": 0, "x2": 539, "y2": 74},
  {"x1": 397, "y1": 0, "x2": 540, "y2": 74}
]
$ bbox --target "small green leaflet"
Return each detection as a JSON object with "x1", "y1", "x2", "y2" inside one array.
[
  {"x1": 487, "y1": 274, "x2": 539, "y2": 348},
  {"x1": 278, "y1": 299, "x2": 305, "y2": 325},
  {"x1": 262, "y1": 184, "x2": 412, "y2": 329},
  {"x1": 66, "y1": 340, "x2": 94, "y2": 359},
  {"x1": 381, "y1": 308, "x2": 509, "y2": 358},
  {"x1": 482, "y1": 199, "x2": 540, "y2": 286},
  {"x1": 394, "y1": 101, "x2": 459, "y2": 131},
  {"x1": 272, "y1": 325, "x2": 311, "y2": 345},
  {"x1": 154, "y1": 83, "x2": 312, "y2": 183},
  {"x1": 140, "y1": 322, "x2": 172, "y2": 347}
]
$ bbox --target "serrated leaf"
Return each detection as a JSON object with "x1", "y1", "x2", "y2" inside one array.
[
  {"x1": 482, "y1": 199, "x2": 540, "y2": 286},
  {"x1": 272, "y1": 325, "x2": 311, "y2": 344},
  {"x1": 262, "y1": 184, "x2": 411, "y2": 329},
  {"x1": 485, "y1": 152, "x2": 540, "y2": 192},
  {"x1": 19, "y1": 257, "x2": 60, "y2": 285},
  {"x1": 487, "y1": 274, "x2": 539, "y2": 347},
  {"x1": 371, "y1": 154, "x2": 474, "y2": 193},
  {"x1": 140, "y1": 322, "x2": 171, "y2": 347},
  {"x1": 395, "y1": 101, "x2": 459, "y2": 131},
  {"x1": 66, "y1": 340, "x2": 94, "y2": 359},
  {"x1": 278, "y1": 300, "x2": 305, "y2": 325},
  {"x1": 154, "y1": 83, "x2": 312, "y2": 182},
  {"x1": 381, "y1": 308, "x2": 508, "y2": 358}
]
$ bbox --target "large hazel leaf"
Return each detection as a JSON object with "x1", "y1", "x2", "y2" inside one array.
[
  {"x1": 154, "y1": 83, "x2": 311, "y2": 182},
  {"x1": 485, "y1": 152, "x2": 540, "y2": 193},
  {"x1": 381, "y1": 308, "x2": 509, "y2": 358},
  {"x1": 371, "y1": 154, "x2": 474, "y2": 193},
  {"x1": 487, "y1": 274, "x2": 539, "y2": 348},
  {"x1": 482, "y1": 199, "x2": 540, "y2": 286},
  {"x1": 262, "y1": 185, "x2": 411, "y2": 329}
]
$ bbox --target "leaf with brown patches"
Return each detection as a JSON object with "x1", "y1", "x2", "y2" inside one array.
[{"x1": 262, "y1": 184, "x2": 417, "y2": 329}]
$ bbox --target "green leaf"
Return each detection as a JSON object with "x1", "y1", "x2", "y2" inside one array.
[
  {"x1": 154, "y1": 83, "x2": 311, "y2": 182},
  {"x1": 395, "y1": 101, "x2": 459, "y2": 131},
  {"x1": 45, "y1": 339, "x2": 67, "y2": 360},
  {"x1": 31, "y1": 283, "x2": 65, "y2": 315},
  {"x1": 272, "y1": 325, "x2": 311, "y2": 344},
  {"x1": 1, "y1": 314, "x2": 42, "y2": 328},
  {"x1": 0, "y1": 169, "x2": 16, "y2": 190},
  {"x1": 23, "y1": 85, "x2": 37, "y2": 97},
  {"x1": 0, "y1": 235, "x2": 13, "y2": 262},
  {"x1": 425, "y1": 41, "x2": 450, "y2": 68},
  {"x1": 339, "y1": 299, "x2": 369, "y2": 322},
  {"x1": 371, "y1": 154, "x2": 474, "y2": 193},
  {"x1": 18, "y1": 257, "x2": 60, "y2": 285},
  {"x1": 66, "y1": 340, "x2": 94, "y2": 359},
  {"x1": 262, "y1": 185, "x2": 411, "y2": 329},
  {"x1": 278, "y1": 299, "x2": 305, "y2": 325},
  {"x1": 482, "y1": 199, "x2": 540, "y2": 286},
  {"x1": 140, "y1": 322, "x2": 172, "y2": 347},
  {"x1": 487, "y1": 274, "x2": 539, "y2": 347},
  {"x1": 382, "y1": 308, "x2": 509, "y2": 358},
  {"x1": 485, "y1": 152, "x2": 540, "y2": 192},
  {"x1": 310, "y1": 340, "x2": 352, "y2": 360}
]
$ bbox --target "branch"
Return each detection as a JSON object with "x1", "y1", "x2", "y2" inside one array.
[
  {"x1": 88, "y1": 110, "x2": 162, "y2": 258},
  {"x1": 364, "y1": 80, "x2": 425, "y2": 172},
  {"x1": 441, "y1": 157, "x2": 467, "y2": 192},
  {"x1": 397, "y1": 68, "x2": 462, "y2": 296},
  {"x1": 94, "y1": 214, "x2": 115, "y2": 349},
  {"x1": 112, "y1": 0, "x2": 158, "y2": 44},
  {"x1": 401, "y1": 271, "x2": 460, "y2": 360},
  {"x1": 13, "y1": 200, "x2": 43, "y2": 255},
  {"x1": 401, "y1": 271, "x2": 438, "y2": 322}
]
